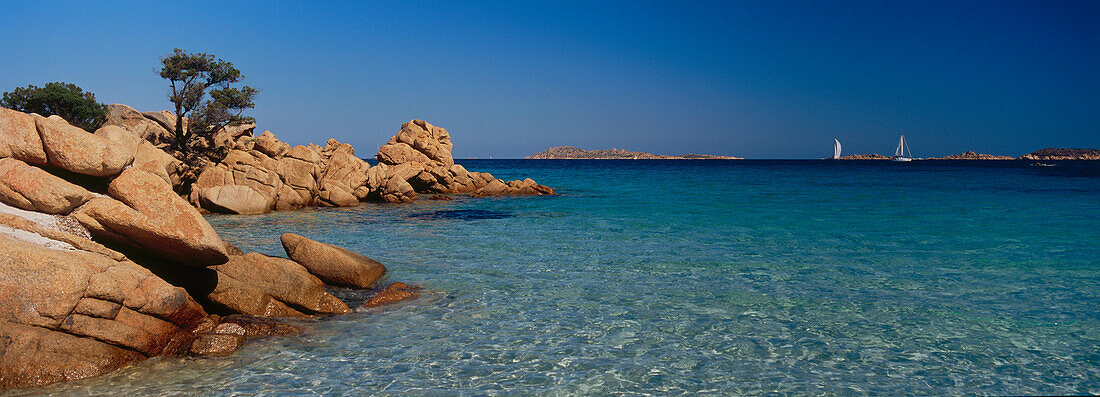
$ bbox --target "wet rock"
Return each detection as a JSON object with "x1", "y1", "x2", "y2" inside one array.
[
  {"x1": 281, "y1": 233, "x2": 386, "y2": 288},
  {"x1": 362, "y1": 282, "x2": 420, "y2": 308},
  {"x1": 188, "y1": 334, "x2": 244, "y2": 356},
  {"x1": 428, "y1": 195, "x2": 453, "y2": 200}
]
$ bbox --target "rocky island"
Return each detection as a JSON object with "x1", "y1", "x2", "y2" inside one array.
[
  {"x1": 0, "y1": 105, "x2": 554, "y2": 390},
  {"x1": 526, "y1": 146, "x2": 740, "y2": 159},
  {"x1": 929, "y1": 151, "x2": 1015, "y2": 160},
  {"x1": 1017, "y1": 148, "x2": 1100, "y2": 161}
]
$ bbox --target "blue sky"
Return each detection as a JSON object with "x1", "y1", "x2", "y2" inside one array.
[{"x1": 1, "y1": 0, "x2": 1096, "y2": 158}]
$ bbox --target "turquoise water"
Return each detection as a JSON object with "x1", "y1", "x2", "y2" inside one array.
[{"x1": 28, "y1": 160, "x2": 1100, "y2": 395}]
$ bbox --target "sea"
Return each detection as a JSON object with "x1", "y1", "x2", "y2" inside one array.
[{"x1": 22, "y1": 159, "x2": 1100, "y2": 396}]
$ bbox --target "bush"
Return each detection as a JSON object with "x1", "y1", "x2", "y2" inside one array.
[{"x1": 1, "y1": 82, "x2": 107, "y2": 132}]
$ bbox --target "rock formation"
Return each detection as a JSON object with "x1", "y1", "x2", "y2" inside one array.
[
  {"x1": 0, "y1": 107, "x2": 410, "y2": 389},
  {"x1": 930, "y1": 151, "x2": 1014, "y2": 160},
  {"x1": 187, "y1": 118, "x2": 554, "y2": 213},
  {"x1": 1017, "y1": 148, "x2": 1100, "y2": 161},
  {"x1": 526, "y1": 146, "x2": 741, "y2": 159}
]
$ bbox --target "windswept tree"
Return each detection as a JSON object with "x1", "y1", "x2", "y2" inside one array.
[
  {"x1": 1, "y1": 82, "x2": 106, "y2": 131},
  {"x1": 160, "y1": 48, "x2": 257, "y2": 152}
]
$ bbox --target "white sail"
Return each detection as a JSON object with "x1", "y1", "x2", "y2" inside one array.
[
  {"x1": 833, "y1": 139, "x2": 841, "y2": 159},
  {"x1": 892, "y1": 134, "x2": 913, "y2": 161}
]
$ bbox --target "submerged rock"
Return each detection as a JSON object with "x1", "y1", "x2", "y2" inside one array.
[{"x1": 362, "y1": 282, "x2": 420, "y2": 308}]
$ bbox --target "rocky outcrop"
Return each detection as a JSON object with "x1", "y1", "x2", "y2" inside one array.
[
  {"x1": 189, "y1": 118, "x2": 554, "y2": 212},
  {"x1": 0, "y1": 106, "x2": 425, "y2": 389},
  {"x1": 1018, "y1": 148, "x2": 1100, "y2": 161},
  {"x1": 526, "y1": 146, "x2": 741, "y2": 159},
  {"x1": 376, "y1": 120, "x2": 555, "y2": 200},
  {"x1": 281, "y1": 233, "x2": 386, "y2": 288},
  {"x1": 838, "y1": 153, "x2": 891, "y2": 160},
  {"x1": 930, "y1": 151, "x2": 1014, "y2": 160},
  {"x1": 0, "y1": 222, "x2": 207, "y2": 389}
]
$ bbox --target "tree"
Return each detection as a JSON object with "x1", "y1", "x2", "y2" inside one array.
[
  {"x1": 159, "y1": 48, "x2": 257, "y2": 152},
  {"x1": 1, "y1": 82, "x2": 106, "y2": 131}
]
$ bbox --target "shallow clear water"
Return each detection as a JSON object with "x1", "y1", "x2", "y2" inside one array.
[{"x1": 24, "y1": 160, "x2": 1100, "y2": 395}]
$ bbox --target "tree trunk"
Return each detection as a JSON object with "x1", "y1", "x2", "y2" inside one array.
[{"x1": 174, "y1": 104, "x2": 186, "y2": 152}]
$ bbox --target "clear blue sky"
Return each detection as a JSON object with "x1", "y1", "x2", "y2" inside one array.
[{"x1": 1, "y1": 0, "x2": 1096, "y2": 158}]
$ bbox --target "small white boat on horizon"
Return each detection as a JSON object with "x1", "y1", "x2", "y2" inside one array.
[
  {"x1": 891, "y1": 134, "x2": 913, "y2": 162},
  {"x1": 832, "y1": 138, "x2": 842, "y2": 159}
]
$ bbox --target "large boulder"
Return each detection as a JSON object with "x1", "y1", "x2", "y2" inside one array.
[
  {"x1": 0, "y1": 158, "x2": 93, "y2": 214},
  {"x1": 164, "y1": 252, "x2": 350, "y2": 318},
  {"x1": 281, "y1": 233, "x2": 386, "y2": 288},
  {"x1": 34, "y1": 114, "x2": 134, "y2": 177},
  {"x1": 0, "y1": 229, "x2": 207, "y2": 389},
  {"x1": 254, "y1": 130, "x2": 290, "y2": 158},
  {"x1": 72, "y1": 168, "x2": 229, "y2": 266},
  {"x1": 199, "y1": 185, "x2": 273, "y2": 215},
  {"x1": 104, "y1": 104, "x2": 174, "y2": 147},
  {"x1": 0, "y1": 107, "x2": 48, "y2": 166}
]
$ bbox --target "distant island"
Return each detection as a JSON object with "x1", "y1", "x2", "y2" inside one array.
[
  {"x1": 836, "y1": 148, "x2": 1099, "y2": 161},
  {"x1": 1017, "y1": 148, "x2": 1100, "y2": 161},
  {"x1": 526, "y1": 146, "x2": 741, "y2": 160},
  {"x1": 928, "y1": 151, "x2": 1014, "y2": 160}
]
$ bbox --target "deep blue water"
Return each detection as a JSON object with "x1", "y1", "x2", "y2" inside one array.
[{"x1": 30, "y1": 160, "x2": 1100, "y2": 395}]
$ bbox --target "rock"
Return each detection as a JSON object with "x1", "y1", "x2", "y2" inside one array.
[
  {"x1": 93, "y1": 125, "x2": 141, "y2": 155},
  {"x1": 0, "y1": 107, "x2": 48, "y2": 166},
  {"x1": 212, "y1": 123, "x2": 255, "y2": 149},
  {"x1": 362, "y1": 282, "x2": 419, "y2": 308},
  {"x1": 72, "y1": 168, "x2": 229, "y2": 266},
  {"x1": 188, "y1": 334, "x2": 244, "y2": 356},
  {"x1": 1018, "y1": 148, "x2": 1100, "y2": 160},
  {"x1": 0, "y1": 158, "x2": 93, "y2": 214},
  {"x1": 34, "y1": 114, "x2": 134, "y2": 177},
  {"x1": 133, "y1": 141, "x2": 183, "y2": 186},
  {"x1": 218, "y1": 314, "x2": 301, "y2": 338},
  {"x1": 930, "y1": 151, "x2": 1015, "y2": 160},
  {"x1": 317, "y1": 182, "x2": 359, "y2": 207},
  {"x1": 199, "y1": 185, "x2": 273, "y2": 215},
  {"x1": 377, "y1": 142, "x2": 430, "y2": 165},
  {"x1": 168, "y1": 252, "x2": 350, "y2": 317},
  {"x1": 838, "y1": 153, "x2": 891, "y2": 160},
  {"x1": 254, "y1": 130, "x2": 290, "y2": 158},
  {"x1": 428, "y1": 195, "x2": 453, "y2": 200},
  {"x1": 0, "y1": 231, "x2": 207, "y2": 388},
  {"x1": 104, "y1": 104, "x2": 173, "y2": 146},
  {"x1": 281, "y1": 233, "x2": 386, "y2": 288}
]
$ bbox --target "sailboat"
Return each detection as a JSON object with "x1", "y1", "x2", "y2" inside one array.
[
  {"x1": 891, "y1": 134, "x2": 913, "y2": 162},
  {"x1": 832, "y1": 139, "x2": 842, "y2": 159}
]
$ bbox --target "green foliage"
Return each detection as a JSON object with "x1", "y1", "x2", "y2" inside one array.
[
  {"x1": 1, "y1": 82, "x2": 106, "y2": 131},
  {"x1": 159, "y1": 48, "x2": 257, "y2": 151}
]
